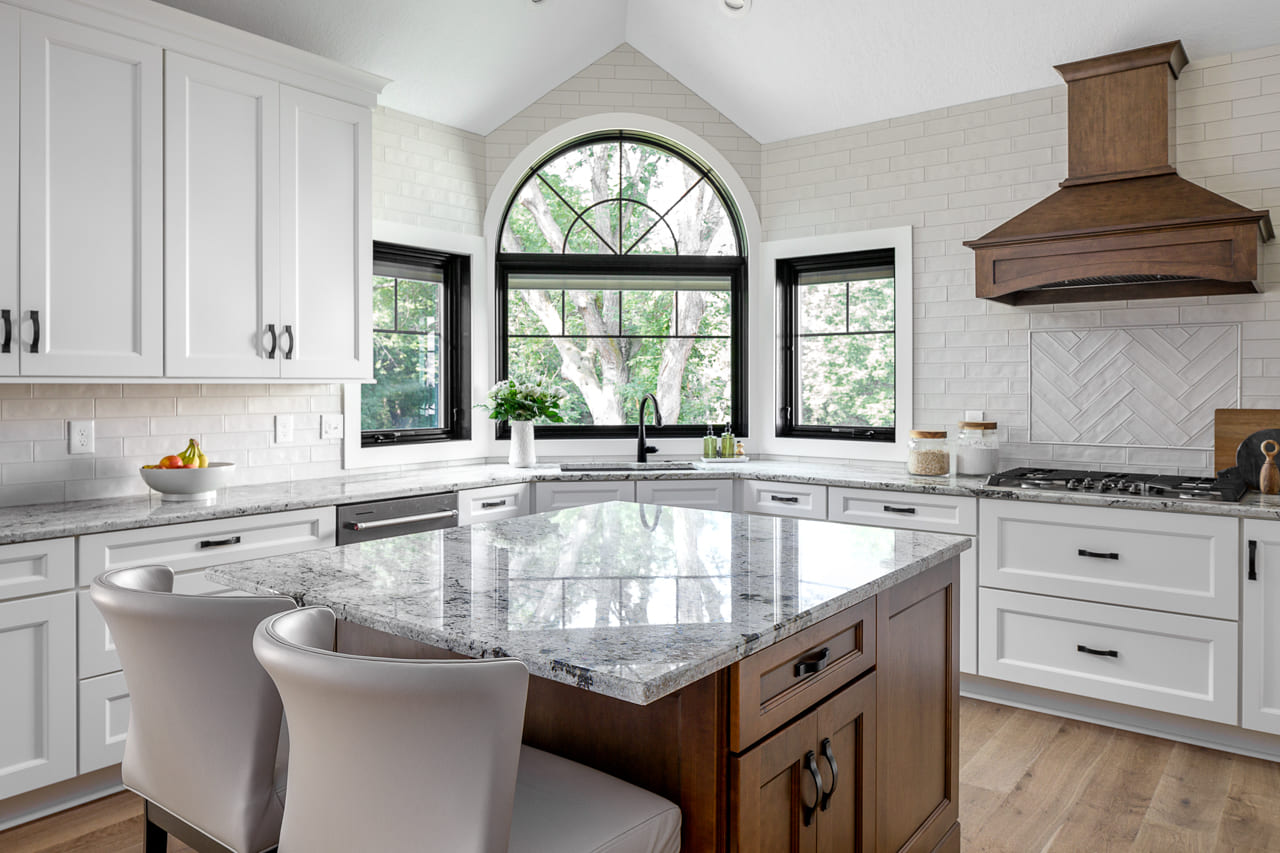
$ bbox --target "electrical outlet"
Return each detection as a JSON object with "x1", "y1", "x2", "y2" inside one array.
[
  {"x1": 321, "y1": 414, "x2": 344, "y2": 439},
  {"x1": 275, "y1": 414, "x2": 294, "y2": 444},
  {"x1": 68, "y1": 420, "x2": 95, "y2": 455}
]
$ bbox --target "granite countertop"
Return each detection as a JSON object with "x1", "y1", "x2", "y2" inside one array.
[
  {"x1": 208, "y1": 500, "x2": 971, "y2": 705},
  {"x1": 7, "y1": 456, "x2": 1280, "y2": 545}
]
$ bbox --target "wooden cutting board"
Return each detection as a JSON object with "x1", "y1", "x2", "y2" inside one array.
[{"x1": 1215, "y1": 409, "x2": 1280, "y2": 473}]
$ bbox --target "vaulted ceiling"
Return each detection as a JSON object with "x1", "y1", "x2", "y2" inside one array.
[{"x1": 155, "y1": 0, "x2": 1278, "y2": 144}]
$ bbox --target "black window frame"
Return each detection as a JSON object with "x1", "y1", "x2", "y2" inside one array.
[
  {"x1": 776, "y1": 248, "x2": 897, "y2": 443},
  {"x1": 495, "y1": 253, "x2": 748, "y2": 440},
  {"x1": 361, "y1": 241, "x2": 471, "y2": 448}
]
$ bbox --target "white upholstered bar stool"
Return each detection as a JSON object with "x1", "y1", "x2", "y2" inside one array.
[
  {"x1": 253, "y1": 606, "x2": 682, "y2": 853},
  {"x1": 90, "y1": 565, "x2": 297, "y2": 853}
]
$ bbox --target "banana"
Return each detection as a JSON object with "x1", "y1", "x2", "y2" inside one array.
[{"x1": 178, "y1": 438, "x2": 199, "y2": 467}]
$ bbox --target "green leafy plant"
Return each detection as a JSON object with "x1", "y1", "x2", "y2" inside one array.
[{"x1": 478, "y1": 378, "x2": 568, "y2": 423}]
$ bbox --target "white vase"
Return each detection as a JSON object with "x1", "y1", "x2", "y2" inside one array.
[{"x1": 508, "y1": 420, "x2": 536, "y2": 468}]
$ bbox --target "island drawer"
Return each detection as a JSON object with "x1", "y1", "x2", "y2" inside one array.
[
  {"x1": 77, "y1": 507, "x2": 337, "y2": 586},
  {"x1": 979, "y1": 588, "x2": 1237, "y2": 724},
  {"x1": 828, "y1": 488, "x2": 976, "y2": 535},
  {"x1": 979, "y1": 500, "x2": 1238, "y2": 619},
  {"x1": 730, "y1": 597, "x2": 875, "y2": 752},
  {"x1": 738, "y1": 479, "x2": 827, "y2": 519},
  {"x1": 457, "y1": 483, "x2": 529, "y2": 525}
]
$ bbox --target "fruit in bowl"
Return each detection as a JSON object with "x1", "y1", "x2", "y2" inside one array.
[{"x1": 139, "y1": 439, "x2": 234, "y2": 501}]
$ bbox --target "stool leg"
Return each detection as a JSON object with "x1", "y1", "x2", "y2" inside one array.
[{"x1": 144, "y1": 801, "x2": 168, "y2": 853}]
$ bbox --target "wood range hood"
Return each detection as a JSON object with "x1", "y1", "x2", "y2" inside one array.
[{"x1": 964, "y1": 41, "x2": 1274, "y2": 306}]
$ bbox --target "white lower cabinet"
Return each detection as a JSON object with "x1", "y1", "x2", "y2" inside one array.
[
  {"x1": 0, "y1": 591, "x2": 76, "y2": 800},
  {"x1": 534, "y1": 480, "x2": 637, "y2": 513},
  {"x1": 77, "y1": 672, "x2": 130, "y2": 774},
  {"x1": 980, "y1": 588, "x2": 1238, "y2": 724},
  {"x1": 1242, "y1": 519, "x2": 1280, "y2": 735},
  {"x1": 635, "y1": 479, "x2": 732, "y2": 511},
  {"x1": 737, "y1": 479, "x2": 827, "y2": 519},
  {"x1": 457, "y1": 483, "x2": 530, "y2": 525}
]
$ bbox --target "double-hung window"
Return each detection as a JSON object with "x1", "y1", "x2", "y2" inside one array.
[
  {"x1": 361, "y1": 241, "x2": 470, "y2": 446},
  {"x1": 776, "y1": 249, "x2": 897, "y2": 442}
]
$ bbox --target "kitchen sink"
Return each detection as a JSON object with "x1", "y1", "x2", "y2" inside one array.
[{"x1": 558, "y1": 461, "x2": 696, "y2": 472}]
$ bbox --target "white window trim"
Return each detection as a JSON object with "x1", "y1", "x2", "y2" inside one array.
[
  {"x1": 342, "y1": 221, "x2": 493, "y2": 470},
  {"x1": 753, "y1": 226, "x2": 914, "y2": 463}
]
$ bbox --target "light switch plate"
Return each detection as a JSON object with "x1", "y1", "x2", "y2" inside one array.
[
  {"x1": 321, "y1": 414, "x2": 344, "y2": 439},
  {"x1": 275, "y1": 414, "x2": 294, "y2": 444},
  {"x1": 69, "y1": 420, "x2": 95, "y2": 454}
]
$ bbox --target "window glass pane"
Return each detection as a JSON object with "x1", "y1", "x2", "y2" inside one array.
[
  {"x1": 541, "y1": 142, "x2": 620, "y2": 208},
  {"x1": 688, "y1": 290, "x2": 731, "y2": 337},
  {"x1": 373, "y1": 277, "x2": 396, "y2": 330},
  {"x1": 675, "y1": 337, "x2": 731, "y2": 425},
  {"x1": 798, "y1": 283, "x2": 846, "y2": 335},
  {"x1": 508, "y1": 288, "x2": 561, "y2": 336},
  {"x1": 848, "y1": 278, "x2": 894, "y2": 333},
  {"x1": 660, "y1": 179, "x2": 737, "y2": 256},
  {"x1": 365, "y1": 329, "x2": 441, "y2": 431},
  {"x1": 396, "y1": 278, "x2": 439, "y2": 333},
  {"x1": 798, "y1": 332, "x2": 894, "y2": 428},
  {"x1": 501, "y1": 180, "x2": 578, "y2": 253},
  {"x1": 622, "y1": 290, "x2": 674, "y2": 337},
  {"x1": 563, "y1": 291, "x2": 621, "y2": 336},
  {"x1": 621, "y1": 202, "x2": 676, "y2": 255},
  {"x1": 565, "y1": 204, "x2": 619, "y2": 254}
]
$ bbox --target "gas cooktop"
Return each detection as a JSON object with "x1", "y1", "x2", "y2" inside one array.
[{"x1": 984, "y1": 467, "x2": 1247, "y2": 503}]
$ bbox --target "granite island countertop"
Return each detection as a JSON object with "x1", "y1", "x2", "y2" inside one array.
[
  {"x1": 208, "y1": 500, "x2": 971, "y2": 705},
  {"x1": 9, "y1": 457, "x2": 1280, "y2": 545}
]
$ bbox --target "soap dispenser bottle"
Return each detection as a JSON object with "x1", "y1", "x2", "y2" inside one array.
[
  {"x1": 703, "y1": 425, "x2": 717, "y2": 459},
  {"x1": 720, "y1": 425, "x2": 735, "y2": 459}
]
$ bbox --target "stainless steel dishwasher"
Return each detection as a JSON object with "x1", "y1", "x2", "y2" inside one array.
[{"x1": 336, "y1": 493, "x2": 459, "y2": 544}]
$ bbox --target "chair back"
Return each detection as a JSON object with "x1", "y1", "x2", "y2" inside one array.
[
  {"x1": 90, "y1": 565, "x2": 296, "y2": 853},
  {"x1": 253, "y1": 607, "x2": 530, "y2": 853}
]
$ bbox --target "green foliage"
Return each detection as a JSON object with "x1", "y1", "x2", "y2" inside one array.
[
  {"x1": 363, "y1": 276, "x2": 443, "y2": 431},
  {"x1": 478, "y1": 378, "x2": 568, "y2": 423}
]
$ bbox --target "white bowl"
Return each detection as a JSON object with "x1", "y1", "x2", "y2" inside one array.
[{"x1": 140, "y1": 461, "x2": 236, "y2": 501}]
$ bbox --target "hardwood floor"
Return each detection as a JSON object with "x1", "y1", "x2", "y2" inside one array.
[{"x1": 4, "y1": 697, "x2": 1280, "y2": 851}]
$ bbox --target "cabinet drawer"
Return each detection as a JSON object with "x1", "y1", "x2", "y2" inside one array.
[
  {"x1": 78, "y1": 571, "x2": 236, "y2": 678},
  {"x1": 739, "y1": 480, "x2": 827, "y2": 520},
  {"x1": 77, "y1": 506, "x2": 336, "y2": 585},
  {"x1": 828, "y1": 488, "x2": 976, "y2": 535},
  {"x1": 533, "y1": 481, "x2": 636, "y2": 513},
  {"x1": 457, "y1": 483, "x2": 529, "y2": 526},
  {"x1": 979, "y1": 500, "x2": 1237, "y2": 619},
  {"x1": 979, "y1": 588, "x2": 1237, "y2": 724},
  {"x1": 0, "y1": 537, "x2": 75, "y2": 601},
  {"x1": 635, "y1": 479, "x2": 732, "y2": 511},
  {"x1": 730, "y1": 597, "x2": 875, "y2": 752},
  {"x1": 78, "y1": 671, "x2": 130, "y2": 773}
]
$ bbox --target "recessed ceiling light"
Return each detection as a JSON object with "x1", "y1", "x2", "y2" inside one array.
[{"x1": 721, "y1": 0, "x2": 751, "y2": 16}]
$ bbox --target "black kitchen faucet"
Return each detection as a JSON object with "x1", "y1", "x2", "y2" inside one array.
[{"x1": 637, "y1": 393, "x2": 662, "y2": 462}]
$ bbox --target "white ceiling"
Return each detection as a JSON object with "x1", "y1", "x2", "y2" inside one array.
[{"x1": 154, "y1": 0, "x2": 1279, "y2": 144}]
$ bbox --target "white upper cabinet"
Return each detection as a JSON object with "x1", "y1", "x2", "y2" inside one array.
[
  {"x1": 165, "y1": 54, "x2": 280, "y2": 378},
  {"x1": 18, "y1": 11, "x2": 163, "y2": 377},
  {"x1": 279, "y1": 86, "x2": 371, "y2": 380},
  {"x1": 0, "y1": 5, "x2": 15, "y2": 378}
]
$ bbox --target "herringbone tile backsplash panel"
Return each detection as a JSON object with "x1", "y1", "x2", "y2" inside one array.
[{"x1": 1030, "y1": 325, "x2": 1240, "y2": 448}]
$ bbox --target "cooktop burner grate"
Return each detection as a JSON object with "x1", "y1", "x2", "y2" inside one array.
[{"x1": 984, "y1": 467, "x2": 1246, "y2": 502}]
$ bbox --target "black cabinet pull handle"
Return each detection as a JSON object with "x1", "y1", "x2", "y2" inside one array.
[
  {"x1": 1, "y1": 309, "x2": 10, "y2": 354},
  {"x1": 818, "y1": 737, "x2": 838, "y2": 811},
  {"x1": 282, "y1": 324, "x2": 295, "y2": 359},
  {"x1": 480, "y1": 499, "x2": 506, "y2": 508},
  {"x1": 882, "y1": 505, "x2": 917, "y2": 514},
  {"x1": 265, "y1": 323, "x2": 278, "y2": 359},
  {"x1": 770, "y1": 494, "x2": 799, "y2": 504},
  {"x1": 801, "y1": 750, "x2": 822, "y2": 827},
  {"x1": 199, "y1": 536, "x2": 242, "y2": 549},
  {"x1": 794, "y1": 646, "x2": 830, "y2": 679},
  {"x1": 1078, "y1": 549, "x2": 1119, "y2": 560},
  {"x1": 29, "y1": 309, "x2": 39, "y2": 353},
  {"x1": 1249, "y1": 539, "x2": 1258, "y2": 581},
  {"x1": 1077, "y1": 644, "x2": 1119, "y2": 658}
]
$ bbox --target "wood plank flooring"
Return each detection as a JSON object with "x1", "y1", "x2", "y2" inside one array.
[{"x1": 4, "y1": 697, "x2": 1280, "y2": 851}]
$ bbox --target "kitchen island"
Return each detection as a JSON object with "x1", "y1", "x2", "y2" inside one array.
[{"x1": 209, "y1": 501, "x2": 970, "y2": 853}]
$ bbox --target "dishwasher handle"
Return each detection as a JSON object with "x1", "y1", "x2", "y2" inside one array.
[{"x1": 344, "y1": 509, "x2": 458, "y2": 532}]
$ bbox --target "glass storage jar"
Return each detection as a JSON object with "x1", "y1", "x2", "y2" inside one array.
[
  {"x1": 955, "y1": 421, "x2": 1000, "y2": 475},
  {"x1": 907, "y1": 430, "x2": 950, "y2": 476}
]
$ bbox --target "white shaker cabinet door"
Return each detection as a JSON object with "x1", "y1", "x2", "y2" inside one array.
[
  {"x1": 0, "y1": 5, "x2": 16, "y2": 377},
  {"x1": 279, "y1": 86, "x2": 371, "y2": 380},
  {"x1": 18, "y1": 12, "x2": 162, "y2": 377},
  {"x1": 1243, "y1": 520, "x2": 1280, "y2": 735},
  {"x1": 0, "y1": 592, "x2": 76, "y2": 800},
  {"x1": 165, "y1": 54, "x2": 281, "y2": 378}
]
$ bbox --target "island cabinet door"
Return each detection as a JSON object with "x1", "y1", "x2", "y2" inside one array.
[{"x1": 731, "y1": 674, "x2": 876, "y2": 853}]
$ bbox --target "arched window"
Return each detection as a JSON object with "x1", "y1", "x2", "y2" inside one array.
[{"x1": 497, "y1": 132, "x2": 747, "y2": 437}]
